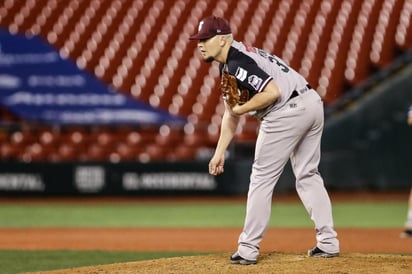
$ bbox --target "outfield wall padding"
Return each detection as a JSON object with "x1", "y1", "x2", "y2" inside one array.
[{"x1": 0, "y1": 160, "x2": 253, "y2": 196}]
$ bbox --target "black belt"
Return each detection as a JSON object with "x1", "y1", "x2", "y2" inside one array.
[{"x1": 288, "y1": 84, "x2": 312, "y2": 100}]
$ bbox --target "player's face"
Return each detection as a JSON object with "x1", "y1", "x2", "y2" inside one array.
[{"x1": 197, "y1": 36, "x2": 222, "y2": 63}]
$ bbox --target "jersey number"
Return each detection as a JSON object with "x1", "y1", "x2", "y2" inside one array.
[
  {"x1": 269, "y1": 55, "x2": 289, "y2": 73},
  {"x1": 257, "y1": 49, "x2": 290, "y2": 73}
]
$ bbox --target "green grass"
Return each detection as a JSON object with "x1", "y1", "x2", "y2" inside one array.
[
  {"x1": 0, "y1": 250, "x2": 206, "y2": 274},
  {"x1": 0, "y1": 201, "x2": 407, "y2": 228},
  {"x1": 0, "y1": 203, "x2": 246, "y2": 228},
  {"x1": 333, "y1": 202, "x2": 407, "y2": 228}
]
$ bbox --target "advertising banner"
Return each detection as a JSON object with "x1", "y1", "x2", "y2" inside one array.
[
  {"x1": 0, "y1": 28, "x2": 185, "y2": 125},
  {"x1": 0, "y1": 161, "x2": 253, "y2": 196}
]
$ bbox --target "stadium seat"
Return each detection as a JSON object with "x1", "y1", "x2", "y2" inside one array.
[
  {"x1": 0, "y1": 143, "x2": 20, "y2": 160},
  {"x1": 56, "y1": 143, "x2": 78, "y2": 161},
  {"x1": 169, "y1": 144, "x2": 197, "y2": 161},
  {"x1": 369, "y1": 0, "x2": 405, "y2": 68},
  {"x1": 320, "y1": 0, "x2": 361, "y2": 103},
  {"x1": 38, "y1": 128, "x2": 59, "y2": 150},
  {"x1": 344, "y1": 0, "x2": 383, "y2": 86},
  {"x1": 115, "y1": 142, "x2": 141, "y2": 161}
]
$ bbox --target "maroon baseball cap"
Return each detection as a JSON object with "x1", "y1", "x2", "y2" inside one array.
[{"x1": 189, "y1": 16, "x2": 232, "y2": 40}]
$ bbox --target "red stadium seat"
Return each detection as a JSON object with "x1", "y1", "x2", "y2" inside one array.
[
  {"x1": 396, "y1": 0, "x2": 412, "y2": 50},
  {"x1": 56, "y1": 143, "x2": 78, "y2": 161},
  {"x1": 370, "y1": 0, "x2": 405, "y2": 68},
  {"x1": 0, "y1": 143, "x2": 20, "y2": 160}
]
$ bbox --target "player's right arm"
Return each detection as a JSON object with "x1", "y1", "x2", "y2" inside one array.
[{"x1": 208, "y1": 102, "x2": 240, "y2": 175}]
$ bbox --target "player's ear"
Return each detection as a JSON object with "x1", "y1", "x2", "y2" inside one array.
[
  {"x1": 219, "y1": 34, "x2": 230, "y2": 46},
  {"x1": 218, "y1": 35, "x2": 225, "y2": 46}
]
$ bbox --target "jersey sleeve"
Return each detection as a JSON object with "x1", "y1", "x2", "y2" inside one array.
[{"x1": 227, "y1": 51, "x2": 272, "y2": 93}]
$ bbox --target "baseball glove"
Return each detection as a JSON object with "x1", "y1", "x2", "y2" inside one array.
[{"x1": 220, "y1": 71, "x2": 249, "y2": 108}]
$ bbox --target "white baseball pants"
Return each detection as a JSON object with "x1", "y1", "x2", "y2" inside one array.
[{"x1": 237, "y1": 90, "x2": 340, "y2": 260}]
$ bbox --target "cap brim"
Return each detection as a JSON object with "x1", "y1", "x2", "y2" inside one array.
[{"x1": 189, "y1": 33, "x2": 214, "y2": 40}]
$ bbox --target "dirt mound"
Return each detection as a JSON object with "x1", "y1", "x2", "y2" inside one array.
[{"x1": 33, "y1": 252, "x2": 412, "y2": 274}]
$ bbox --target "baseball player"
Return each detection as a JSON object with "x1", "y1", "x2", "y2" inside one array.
[
  {"x1": 190, "y1": 16, "x2": 339, "y2": 264},
  {"x1": 401, "y1": 105, "x2": 412, "y2": 238}
]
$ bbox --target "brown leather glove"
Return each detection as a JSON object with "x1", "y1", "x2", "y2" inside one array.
[{"x1": 220, "y1": 71, "x2": 249, "y2": 108}]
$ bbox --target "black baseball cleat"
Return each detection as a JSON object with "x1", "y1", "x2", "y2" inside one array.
[
  {"x1": 400, "y1": 229, "x2": 412, "y2": 238},
  {"x1": 230, "y1": 252, "x2": 257, "y2": 265},
  {"x1": 307, "y1": 246, "x2": 339, "y2": 258}
]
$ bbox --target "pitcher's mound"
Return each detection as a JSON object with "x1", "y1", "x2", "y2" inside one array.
[{"x1": 35, "y1": 252, "x2": 412, "y2": 274}]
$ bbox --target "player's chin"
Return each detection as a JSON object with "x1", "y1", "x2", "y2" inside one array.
[{"x1": 204, "y1": 56, "x2": 214, "y2": 63}]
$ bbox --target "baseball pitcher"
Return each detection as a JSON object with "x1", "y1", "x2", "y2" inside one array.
[{"x1": 190, "y1": 16, "x2": 339, "y2": 264}]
